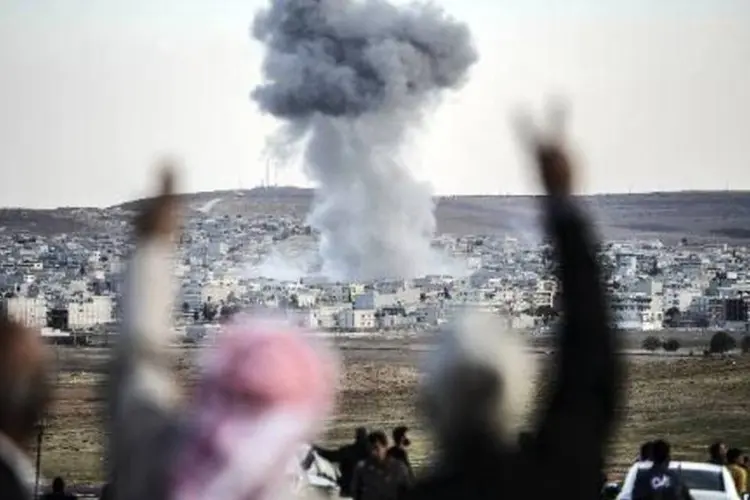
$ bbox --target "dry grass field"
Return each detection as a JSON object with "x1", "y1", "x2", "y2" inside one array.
[{"x1": 40, "y1": 338, "x2": 750, "y2": 491}]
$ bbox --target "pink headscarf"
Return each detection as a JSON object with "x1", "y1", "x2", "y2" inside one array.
[{"x1": 170, "y1": 315, "x2": 338, "y2": 500}]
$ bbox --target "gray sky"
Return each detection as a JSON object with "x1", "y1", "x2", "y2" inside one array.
[{"x1": 1, "y1": 0, "x2": 748, "y2": 208}]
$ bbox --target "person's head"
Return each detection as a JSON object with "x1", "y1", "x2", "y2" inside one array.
[
  {"x1": 0, "y1": 318, "x2": 52, "y2": 446},
  {"x1": 368, "y1": 431, "x2": 389, "y2": 461},
  {"x1": 419, "y1": 312, "x2": 538, "y2": 450},
  {"x1": 392, "y1": 426, "x2": 410, "y2": 448},
  {"x1": 651, "y1": 439, "x2": 671, "y2": 466},
  {"x1": 727, "y1": 448, "x2": 743, "y2": 465},
  {"x1": 710, "y1": 441, "x2": 727, "y2": 461},
  {"x1": 640, "y1": 441, "x2": 654, "y2": 461},
  {"x1": 354, "y1": 427, "x2": 368, "y2": 444},
  {"x1": 52, "y1": 476, "x2": 65, "y2": 493}
]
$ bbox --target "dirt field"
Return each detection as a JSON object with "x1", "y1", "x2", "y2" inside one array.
[{"x1": 41, "y1": 337, "x2": 750, "y2": 491}]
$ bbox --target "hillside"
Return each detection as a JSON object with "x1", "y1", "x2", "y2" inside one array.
[{"x1": 2, "y1": 188, "x2": 749, "y2": 243}]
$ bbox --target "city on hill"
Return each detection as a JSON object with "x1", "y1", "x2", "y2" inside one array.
[{"x1": 0, "y1": 188, "x2": 748, "y2": 344}]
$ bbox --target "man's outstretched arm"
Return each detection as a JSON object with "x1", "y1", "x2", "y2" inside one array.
[
  {"x1": 314, "y1": 445, "x2": 343, "y2": 463},
  {"x1": 519, "y1": 110, "x2": 622, "y2": 498},
  {"x1": 106, "y1": 167, "x2": 182, "y2": 500}
]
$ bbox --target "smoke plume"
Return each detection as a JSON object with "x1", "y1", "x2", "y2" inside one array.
[{"x1": 252, "y1": 0, "x2": 478, "y2": 281}]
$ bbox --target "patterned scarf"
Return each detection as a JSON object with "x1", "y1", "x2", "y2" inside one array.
[{"x1": 170, "y1": 315, "x2": 338, "y2": 500}]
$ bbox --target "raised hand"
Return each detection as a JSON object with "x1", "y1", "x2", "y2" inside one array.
[
  {"x1": 134, "y1": 162, "x2": 180, "y2": 241},
  {"x1": 513, "y1": 100, "x2": 574, "y2": 198}
]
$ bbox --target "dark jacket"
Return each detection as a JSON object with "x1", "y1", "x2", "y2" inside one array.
[
  {"x1": 408, "y1": 197, "x2": 622, "y2": 500},
  {"x1": 387, "y1": 447, "x2": 414, "y2": 480},
  {"x1": 316, "y1": 440, "x2": 371, "y2": 497},
  {"x1": 351, "y1": 456, "x2": 411, "y2": 500},
  {"x1": 0, "y1": 461, "x2": 28, "y2": 500},
  {"x1": 632, "y1": 465, "x2": 694, "y2": 500}
]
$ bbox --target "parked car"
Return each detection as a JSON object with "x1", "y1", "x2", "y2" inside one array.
[
  {"x1": 615, "y1": 461, "x2": 742, "y2": 500},
  {"x1": 286, "y1": 445, "x2": 341, "y2": 498}
]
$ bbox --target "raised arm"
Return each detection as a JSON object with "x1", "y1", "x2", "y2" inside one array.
[
  {"x1": 314, "y1": 445, "x2": 343, "y2": 463},
  {"x1": 106, "y1": 167, "x2": 182, "y2": 500},
  {"x1": 519, "y1": 108, "x2": 622, "y2": 497}
]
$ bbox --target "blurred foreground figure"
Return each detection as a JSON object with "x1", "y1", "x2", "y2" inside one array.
[
  {"x1": 0, "y1": 317, "x2": 52, "y2": 500},
  {"x1": 411, "y1": 106, "x2": 622, "y2": 500},
  {"x1": 106, "y1": 167, "x2": 338, "y2": 500}
]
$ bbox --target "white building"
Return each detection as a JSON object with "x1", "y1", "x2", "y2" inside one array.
[
  {"x1": 354, "y1": 287, "x2": 421, "y2": 310},
  {"x1": 67, "y1": 296, "x2": 113, "y2": 330},
  {"x1": 179, "y1": 282, "x2": 203, "y2": 310},
  {"x1": 320, "y1": 284, "x2": 360, "y2": 304},
  {"x1": 663, "y1": 288, "x2": 702, "y2": 312},
  {"x1": 533, "y1": 279, "x2": 557, "y2": 309},
  {"x1": 611, "y1": 292, "x2": 663, "y2": 331},
  {"x1": 207, "y1": 242, "x2": 229, "y2": 258},
  {"x1": 616, "y1": 254, "x2": 638, "y2": 278},
  {"x1": 1, "y1": 297, "x2": 48, "y2": 328},
  {"x1": 632, "y1": 279, "x2": 663, "y2": 297},
  {"x1": 293, "y1": 291, "x2": 318, "y2": 308},
  {"x1": 338, "y1": 309, "x2": 376, "y2": 331},
  {"x1": 305, "y1": 304, "x2": 352, "y2": 329},
  {"x1": 201, "y1": 278, "x2": 243, "y2": 304},
  {"x1": 509, "y1": 313, "x2": 536, "y2": 330},
  {"x1": 413, "y1": 305, "x2": 442, "y2": 326}
]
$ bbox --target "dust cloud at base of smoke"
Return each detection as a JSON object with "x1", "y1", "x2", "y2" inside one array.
[{"x1": 245, "y1": 239, "x2": 473, "y2": 283}]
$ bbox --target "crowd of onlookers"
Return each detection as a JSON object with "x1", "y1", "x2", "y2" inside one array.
[
  {"x1": 34, "y1": 434, "x2": 750, "y2": 500},
  {"x1": 317, "y1": 432, "x2": 750, "y2": 500},
  {"x1": 313, "y1": 426, "x2": 414, "y2": 500},
  {"x1": 703, "y1": 440, "x2": 747, "y2": 496},
  {"x1": 599, "y1": 439, "x2": 750, "y2": 500}
]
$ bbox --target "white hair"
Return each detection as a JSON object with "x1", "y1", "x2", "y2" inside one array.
[{"x1": 419, "y1": 311, "x2": 539, "y2": 447}]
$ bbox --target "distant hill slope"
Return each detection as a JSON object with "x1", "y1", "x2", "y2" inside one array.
[{"x1": 2, "y1": 188, "x2": 749, "y2": 243}]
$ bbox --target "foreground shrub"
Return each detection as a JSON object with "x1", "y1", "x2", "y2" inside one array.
[
  {"x1": 642, "y1": 336, "x2": 661, "y2": 351},
  {"x1": 663, "y1": 338, "x2": 680, "y2": 352},
  {"x1": 709, "y1": 331, "x2": 737, "y2": 354}
]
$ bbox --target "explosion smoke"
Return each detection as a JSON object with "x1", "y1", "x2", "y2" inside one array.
[{"x1": 252, "y1": 0, "x2": 477, "y2": 281}]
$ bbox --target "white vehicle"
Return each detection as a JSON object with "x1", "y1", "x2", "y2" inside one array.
[
  {"x1": 616, "y1": 461, "x2": 742, "y2": 500},
  {"x1": 286, "y1": 445, "x2": 341, "y2": 498}
]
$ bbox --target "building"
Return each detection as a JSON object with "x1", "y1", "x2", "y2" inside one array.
[
  {"x1": 663, "y1": 288, "x2": 702, "y2": 312},
  {"x1": 610, "y1": 292, "x2": 663, "y2": 331},
  {"x1": 201, "y1": 278, "x2": 243, "y2": 304},
  {"x1": 725, "y1": 298, "x2": 748, "y2": 322},
  {"x1": 533, "y1": 279, "x2": 557, "y2": 310},
  {"x1": 338, "y1": 309, "x2": 376, "y2": 331},
  {"x1": 354, "y1": 287, "x2": 421, "y2": 310},
  {"x1": 304, "y1": 304, "x2": 352, "y2": 329},
  {"x1": 67, "y1": 296, "x2": 113, "y2": 330},
  {"x1": 1, "y1": 297, "x2": 48, "y2": 328}
]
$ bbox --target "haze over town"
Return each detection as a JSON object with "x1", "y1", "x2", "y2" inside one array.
[{"x1": 1, "y1": 0, "x2": 749, "y2": 208}]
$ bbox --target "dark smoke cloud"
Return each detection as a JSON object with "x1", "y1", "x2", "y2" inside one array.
[
  {"x1": 251, "y1": 0, "x2": 478, "y2": 280},
  {"x1": 252, "y1": 0, "x2": 477, "y2": 118}
]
